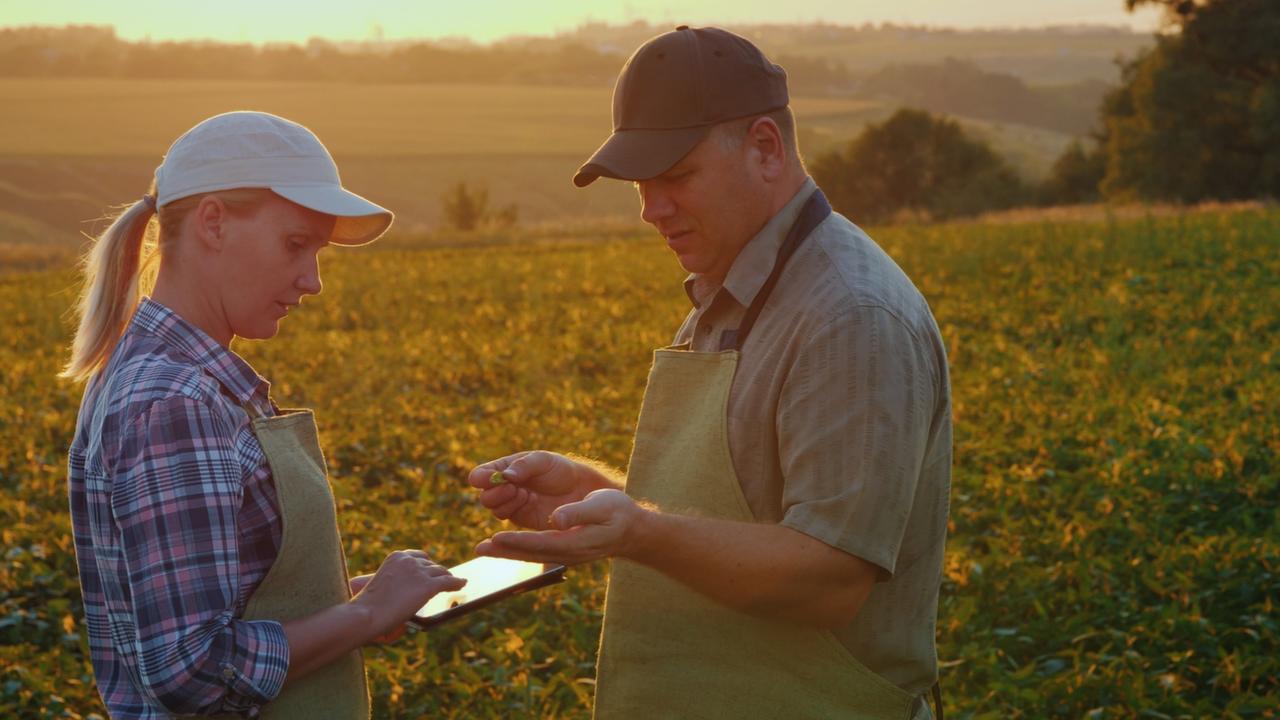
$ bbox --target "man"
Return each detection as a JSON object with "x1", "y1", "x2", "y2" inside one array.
[{"x1": 468, "y1": 26, "x2": 951, "y2": 719}]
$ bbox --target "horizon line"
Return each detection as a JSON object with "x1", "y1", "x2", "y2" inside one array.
[{"x1": 0, "y1": 18, "x2": 1163, "y2": 50}]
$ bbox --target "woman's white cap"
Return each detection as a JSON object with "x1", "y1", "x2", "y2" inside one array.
[{"x1": 154, "y1": 111, "x2": 392, "y2": 246}]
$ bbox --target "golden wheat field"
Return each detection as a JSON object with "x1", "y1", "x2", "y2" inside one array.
[{"x1": 2, "y1": 207, "x2": 1278, "y2": 718}]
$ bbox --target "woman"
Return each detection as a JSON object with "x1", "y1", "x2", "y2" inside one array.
[{"x1": 63, "y1": 111, "x2": 463, "y2": 719}]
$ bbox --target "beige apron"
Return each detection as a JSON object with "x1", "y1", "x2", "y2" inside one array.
[
  {"x1": 213, "y1": 406, "x2": 369, "y2": 719},
  {"x1": 593, "y1": 190, "x2": 922, "y2": 720}
]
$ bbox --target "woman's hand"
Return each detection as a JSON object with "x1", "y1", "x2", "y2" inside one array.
[
  {"x1": 348, "y1": 574, "x2": 403, "y2": 644},
  {"x1": 348, "y1": 550, "x2": 465, "y2": 643}
]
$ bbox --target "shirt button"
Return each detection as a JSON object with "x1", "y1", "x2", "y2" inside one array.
[{"x1": 222, "y1": 665, "x2": 236, "y2": 679}]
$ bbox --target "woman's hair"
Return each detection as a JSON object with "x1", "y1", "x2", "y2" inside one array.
[{"x1": 61, "y1": 186, "x2": 274, "y2": 382}]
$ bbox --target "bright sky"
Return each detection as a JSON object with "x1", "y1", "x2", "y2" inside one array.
[{"x1": 2, "y1": 0, "x2": 1164, "y2": 44}]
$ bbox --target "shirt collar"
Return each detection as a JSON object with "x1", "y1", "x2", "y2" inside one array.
[
  {"x1": 682, "y1": 176, "x2": 818, "y2": 310},
  {"x1": 131, "y1": 297, "x2": 271, "y2": 406}
]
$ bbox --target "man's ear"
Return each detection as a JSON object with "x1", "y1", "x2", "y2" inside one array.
[
  {"x1": 192, "y1": 195, "x2": 229, "y2": 252},
  {"x1": 747, "y1": 117, "x2": 787, "y2": 182}
]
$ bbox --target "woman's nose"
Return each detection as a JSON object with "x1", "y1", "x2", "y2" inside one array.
[{"x1": 296, "y1": 257, "x2": 322, "y2": 295}]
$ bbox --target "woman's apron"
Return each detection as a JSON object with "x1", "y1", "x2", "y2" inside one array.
[
  {"x1": 593, "y1": 191, "x2": 921, "y2": 720},
  {"x1": 214, "y1": 406, "x2": 369, "y2": 719}
]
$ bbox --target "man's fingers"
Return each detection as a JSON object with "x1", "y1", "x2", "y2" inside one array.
[
  {"x1": 475, "y1": 538, "x2": 561, "y2": 564},
  {"x1": 491, "y1": 490, "x2": 530, "y2": 521},
  {"x1": 505, "y1": 450, "x2": 559, "y2": 483},
  {"x1": 550, "y1": 490, "x2": 621, "y2": 529},
  {"x1": 466, "y1": 451, "x2": 532, "y2": 488},
  {"x1": 491, "y1": 527, "x2": 597, "y2": 554},
  {"x1": 476, "y1": 526, "x2": 607, "y2": 565},
  {"x1": 478, "y1": 484, "x2": 519, "y2": 509},
  {"x1": 550, "y1": 498, "x2": 601, "y2": 530}
]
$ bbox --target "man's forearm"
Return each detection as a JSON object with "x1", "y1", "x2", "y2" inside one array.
[{"x1": 621, "y1": 510, "x2": 877, "y2": 629}]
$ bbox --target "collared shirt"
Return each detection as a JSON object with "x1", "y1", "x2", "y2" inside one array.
[
  {"x1": 675, "y1": 177, "x2": 952, "y2": 696},
  {"x1": 67, "y1": 297, "x2": 288, "y2": 718}
]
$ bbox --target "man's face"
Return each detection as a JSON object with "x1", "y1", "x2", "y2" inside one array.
[
  {"x1": 216, "y1": 195, "x2": 336, "y2": 340},
  {"x1": 635, "y1": 129, "x2": 770, "y2": 284}
]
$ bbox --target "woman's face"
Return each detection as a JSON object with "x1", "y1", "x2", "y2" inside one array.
[{"x1": 217, "y1": 194, "x2": 337, "y2": 341}]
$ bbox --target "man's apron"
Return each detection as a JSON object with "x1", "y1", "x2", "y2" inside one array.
[
  {"x1": 593, "y1": 191, "x2": 919, "y2": 719},
  {"x1": 213, "y1": 406, "x2": 370, "y2": 719}
]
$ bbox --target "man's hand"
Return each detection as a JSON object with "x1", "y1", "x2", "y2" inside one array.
[
  {"x1": 467, "y1": 450, "x2": 611, "y2": 530},
  {"x1": 475, "y1": 489, "x2": 651, "y2": 565}
]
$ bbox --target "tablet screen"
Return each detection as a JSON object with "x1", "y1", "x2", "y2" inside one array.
[{"x1": 413, "y1": 556, "x2": 565, "y2": 627}]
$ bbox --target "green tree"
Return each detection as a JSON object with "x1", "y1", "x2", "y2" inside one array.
[
  {"x1": 1042, "y1": 140, "x2": 1106, "y2": 205},
  {"x1": 1101, "y1": 0, "x2": 1280, "y2": 202},
  {"x1": 811, "y1": 108, "x2": 1030, "y2": 225}
]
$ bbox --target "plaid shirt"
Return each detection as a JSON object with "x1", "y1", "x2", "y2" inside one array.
[{"x1": 68, "y1": 297, "x2": 288, "y2": 718}]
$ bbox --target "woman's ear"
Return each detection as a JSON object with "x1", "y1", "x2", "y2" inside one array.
[{"x1": 192, "y1": 195, "x2": 229, "y2": 252}]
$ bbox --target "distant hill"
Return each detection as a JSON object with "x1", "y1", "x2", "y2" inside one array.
[
  {"x1": 860, "y1": 58, "x2": 1110, "y2": 136},
  {"x1": 0, "y1": 22, "x2": 1154, "y2": 245},
  {"x1": 553, "y1": 21, "x2": 1151, "y2": 86},
  {"x1": 0, "y1": 22, "x2": 1150, "y2": 90}
]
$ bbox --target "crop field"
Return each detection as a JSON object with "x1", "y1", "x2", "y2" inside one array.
[{"x1": 2, "y1": 208, "x2": 1278, "y2": 718}]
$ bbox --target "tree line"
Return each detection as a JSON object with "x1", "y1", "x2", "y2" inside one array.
[
  {"x1": 815, "y1": 0, "x2": 1278, "y2": 222},
  {"x1": 0, "y1": 25, "x2": 850, "y2": 96}
]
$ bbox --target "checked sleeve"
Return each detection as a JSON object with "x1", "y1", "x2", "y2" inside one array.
[{"x1": 110, "y1": 393, "x2": 289, "y2": 715}]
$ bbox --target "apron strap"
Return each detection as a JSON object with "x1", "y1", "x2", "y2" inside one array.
[
  {"x1": 243, "y1": 401, "x2": 263, "y2": 420},
  {"x1": 240, "y1": 395, "x2": 275, "y2": 421},
  {"x1": 725, "y1": 188, "x2": 833, "y2": 351}
]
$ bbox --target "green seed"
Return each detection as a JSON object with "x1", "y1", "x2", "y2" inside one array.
[{"x1": 490, "y1": 471, "x2": 507, "y2": 486}]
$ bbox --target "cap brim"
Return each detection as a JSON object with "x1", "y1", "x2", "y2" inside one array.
[
  {"x1": 573, "y1": 125, "x2": 712, "y2": 188},
  {"x1": 270, "y1": 184, "x2": 394, "y2": 246}
]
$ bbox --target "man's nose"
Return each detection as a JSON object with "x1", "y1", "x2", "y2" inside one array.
[{"x1": 638, "y1": 182, "x2": 674, "y2": 225}]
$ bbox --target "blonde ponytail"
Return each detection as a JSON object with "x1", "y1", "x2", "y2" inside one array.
[{"x1": 61, "y1": 192, "x2": 160, "y2": 382}]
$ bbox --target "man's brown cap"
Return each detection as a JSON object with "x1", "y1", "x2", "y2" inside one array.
[{"x1": 573, "y1": 26, "x2": 789, "y2": 188}]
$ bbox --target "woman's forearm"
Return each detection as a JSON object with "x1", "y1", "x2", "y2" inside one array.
[{"x1": 280, "y1": 601, "x2": 376, "y2": 684}]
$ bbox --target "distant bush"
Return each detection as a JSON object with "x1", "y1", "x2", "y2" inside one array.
[
  {"x1": 812, "y1": 108, "x2": 1031, "y2": 225},
  {"x1": 441, "y1": 181, "x2": 518, "y2": 233}
]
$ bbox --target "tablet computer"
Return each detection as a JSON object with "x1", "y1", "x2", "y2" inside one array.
[{"x1": 411, "y1": 556, "x2": 567, "y2": 629}]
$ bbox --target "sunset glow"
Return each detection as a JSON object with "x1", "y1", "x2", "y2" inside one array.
[{"x1": 2, "y1": 0, "x2": 1164, "y2": 44}]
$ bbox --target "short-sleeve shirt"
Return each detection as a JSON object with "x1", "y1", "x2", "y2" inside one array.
[
  {"x1": 67, "y1": 297, "x2": 288, "y2": 718},
  {"x1": 673, "y1": 177, "x2": 952, "y2": 696}
]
